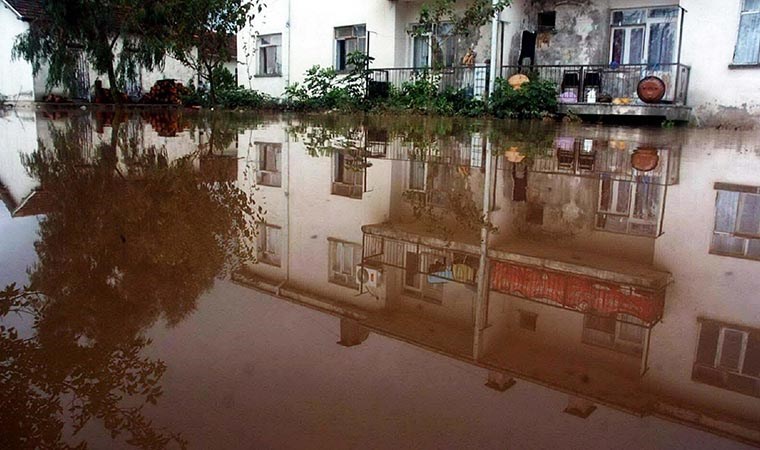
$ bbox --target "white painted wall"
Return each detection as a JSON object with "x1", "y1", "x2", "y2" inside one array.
[
  {"x1": 0, "y1": 6, "x2": 34, "y2": 102},
  {"x1": 0, "y1": 110, "x2": 38, "y2": 206}
]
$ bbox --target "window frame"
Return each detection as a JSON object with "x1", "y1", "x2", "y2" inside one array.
[
  {"x1": 692, "y1": 318, "x2": 760, "y2": 398},
  {"x1": 710, "y1": 183, "x2": 760, "y2": 260},
  {"x1": 582, "y1": 313, "x2": 646, "y2": 356},
  {"x1": 608, "y1": 6, "x2": 680, "y2": 66},
  {"x1": 255, "y1": 142, "x2": 282, "y2": 187},
  {"x1": 334, "y1": 24, "x2": 367, "y2": 72},
  {"x1": 328, "y1": 238, "x2": 362, "y2": 289},
  {"x1": 257, "y1": 33, "x2": 282, "y2": 77},
  {"x1": 257, "y1": 222, "x2": 282, "y2": 267},
  {"x1": 732, "y1": 0, "x2": 760, "y2": 66}
]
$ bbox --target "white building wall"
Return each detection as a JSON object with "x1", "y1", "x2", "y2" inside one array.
[
  {"x1": 648, "y1": 130, "x2": 760, "y2": 419},
  {"x1": 0, "y1": 110, "x2": 38, "y2": 205},
  {"x1": 0, "y1": 7, "x2": 34, "y2": 102}
]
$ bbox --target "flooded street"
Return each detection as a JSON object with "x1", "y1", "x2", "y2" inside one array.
[{"x1": 1, "y1": 108, "x2": 759, "y2": 449}]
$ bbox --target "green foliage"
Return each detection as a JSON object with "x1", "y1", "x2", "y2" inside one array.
[
  {"x1": 489, "y1": 77, "x2": 558, "y2": 119},
  {"x1": 12, "y1": 0, "x2": 172, "y2": 101},
  {"x1": 217, "y1": 87, "x2": 279, "y2": 109},
  {"x1": 417, "y1": 0, "x2": 511, "y2": 37},
  {"x1": 385, "y1": 74, "x2": 485, "y2": 117},
  {"x1": 285, "y1": 51, "x2": 373, "y2": 111}
]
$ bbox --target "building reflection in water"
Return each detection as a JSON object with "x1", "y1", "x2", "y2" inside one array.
[
  {"x1": 1, "y1": 109, "x2": 759, "y2": 447},
  {"x1": 239, "y1": 115, "x2": 760, "y2": 445}
]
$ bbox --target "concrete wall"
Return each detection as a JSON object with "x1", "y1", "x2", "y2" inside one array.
[{"x1": 0, "y1": 6, "x2": 34, "y2": 102}]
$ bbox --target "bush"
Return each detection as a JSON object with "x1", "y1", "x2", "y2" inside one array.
[
  {"x1": 217, "y1": 87, "x2": 278, "y2": 109},
  {"x1": 489, "y1": 78, "x2": 558, "y2": 119},
  {"x1": 386, "y1": 75, "x2": 485, "y2": 117}
]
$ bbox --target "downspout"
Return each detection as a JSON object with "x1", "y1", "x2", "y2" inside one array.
[
  {"x1": 286, "y1": 0, "x2": 292, "y2": 88},
  {"x1": 488, "y1": 0, "x2": 500, "y2": 95}
]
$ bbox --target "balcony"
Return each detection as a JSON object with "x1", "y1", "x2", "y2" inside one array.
[{"x1": 501, "y1": 63, "x2": 691, "y2": 121}]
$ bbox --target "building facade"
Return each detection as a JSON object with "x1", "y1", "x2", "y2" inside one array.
[{"x1": 239, "y1": 0, "x2": 760, "y2": 126}]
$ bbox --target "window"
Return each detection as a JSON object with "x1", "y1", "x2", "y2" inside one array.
[
  {"x1": 410, "y1": 22, "x2": 459, "y2": 68},
  {"x1": 329, "y1": 239, "x2": 362, "y2": 288},
  {"x1": 408, "y1": 160, "x2": 426, "y2": 191},
  {"x1": 258, "y1": 34, "x2": 282, "y2": 76},
  {"x1": 257, "y1": 223, "x2": 281, "y2": 266},
  {"x1": 596, "y1": 175, "x2": 663, "y2": 236},
  {"x1": 734, "y1": 0, "x2": 760, "y2": 65},
  {"x1": 609, "y1": 7, "x2": 679, "y2": 65},
  {"x1": 582, "y1": 314, "x2": 645, "y2": 356},
  {"x1": 335, "y1": 24, "x2": 366, "y2": 72},
  {"x1": 537, "y1": 11, "x2": 556, "y2": 32},
  {"x1": 693, "y1": 319, "x2": 760, "y2": 397},
  {"x1": 255, "y1": 142, "x2": 282, "y2": 187},
  {"x1": 331, "y1": 152, "x2": 363, "y2": 199},
  {"x1": 711, "y1": 183, "x2": 760, "y2": 260},
  {"x1": 403, "y1": 251, "x2": 443, "y2": 304}
]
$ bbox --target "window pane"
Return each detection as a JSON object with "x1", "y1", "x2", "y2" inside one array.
[
  {"x1": 632, "y1": 180, "x2": 660, "y2": 220},
  {"x1": 696, "y1": 321, "x2": 721, "y2": 366},
  {"x1": 409, "y1": 161, "x2": 426, "y2": 190},
  {"x1": 266, "y1": 48, "x2": 277, "y2": 74},
  {"x1": 611, "y1": 29, "x2": 625, "y2": 64},
  {"x1": 586, "y1": 315, "x2": 616, "y2": 334},
  {"x1": 734, "y1": 12, "x2": 760, "y2": 64},
  {"x1": 648, "y1": 22, "x2": 676, "y2": 64},
  {"x1": 342, "y1": 245, "x2": 353, "y2": 275},
  {"x1": 715, "y1": 190, "x2": 739, "y2": 232},
  {"x1": 744, "y1": 0, "x2": 760, "y2": 12},
  {"x1": 711, "y1": 233, "x2": 746, "y2": 255},
  {"x1": 332, "y1": 243, "x2": 342, "y2": 272},
  {"x1": 719, "y1": 329, "x2": 745, "y2": 371},
  {"x1": 649, "y1": 7, "x2": 678, "y2": 20},
  {"x1": 335, "y1": 26, "x2": 353, "y2": 38},
  {"x1": 618, "y1": 321, "x2": 644, "y2": 344},
  {"x1": 737, "y1": 193, "x2": 760, "y2": 235},
  {"x1": 629, "y1": 28, "x2": 645, "y2": 64},
  {"x1": 413, "y1": 35, "x2": 430, "y2": 68},
  {"x1": 615, "y1": 181, "x2": 632, "y2": 214}
]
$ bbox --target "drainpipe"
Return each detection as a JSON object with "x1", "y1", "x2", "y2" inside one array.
[
  {"x1": 488, "y1": 0, "x2": 500, "y2": 95},
  {"x1": 286, "y1": 0, "x2": 292, "y2": 88}
]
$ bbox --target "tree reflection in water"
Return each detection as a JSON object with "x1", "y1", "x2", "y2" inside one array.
[{"x1": 0, "y1": 117, "x2": 264, "y2": 449}]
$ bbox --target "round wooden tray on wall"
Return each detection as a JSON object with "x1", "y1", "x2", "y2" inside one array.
[{"x1": 637, "y1": 76, "x2": 666, "y2": 104}]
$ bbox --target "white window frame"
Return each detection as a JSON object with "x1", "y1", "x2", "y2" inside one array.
[
  {"x1": 257, "y1": 223, "x2": 281, "y2": 267},
  {"x1": 608, "y1": 7, "x2": 681, "y2": 65},
  {"x1": 255, "y1": 142, "x2": 282, "y2": 187},
  {"x1": 733, "y1": 0, "x2": 760, "y2": 65},
  {"x1": 715, "y1": 327, "x2": 749, "y2": 372},
  {"x1": 596, "y1": 176, "x2": 664, "y2": 236},
  {"x1": 329, "y1": 239, "x2": 361, "y2": 288},
  {"x1": 408, "y1": 22, "x2": 459, "y2": 68},
  {"x1": 334, "y1": 24, "x2": 367, "y2": 72},
  {"x1": 257, "y1": 33, "x2": 282, "y2": 76},
  {"x1": 711, "y1": 185, "x2": 760, "y2": 260}
]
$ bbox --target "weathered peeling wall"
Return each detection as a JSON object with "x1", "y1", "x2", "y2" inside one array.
[{"x1": 533, "y1": 0, "x2": 608, "y2": 65}]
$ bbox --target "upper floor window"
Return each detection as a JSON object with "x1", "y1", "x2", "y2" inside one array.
[
  {"x1": 258, "y1": 34, "x2": 282, "y2": 76},
  {"x1": 711, "y1": 183, "x2": 760, "y2": 260},
  {"x1": 255, "y1": 142, "x2": 282, "y2": 187},
  {"x1": 609, "y1": 7, "x2": 679, "y2": 65},
  {"x1": 734, "y1": 0, "x2": 760, "y2": 65},
  {"x1": 693, "y1": 318, "x2": 760, "y2": 398},
  {"x1": 335, "y1": 24, "x2": 366, "y2": 72}
]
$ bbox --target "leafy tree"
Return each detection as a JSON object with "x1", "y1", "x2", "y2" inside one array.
[
  {"x1": 169, "y1": 0, "x2": 265, "y2": 105},
  {"x1": 12, "y1": 0, "x2": 171, "y2": 103}
]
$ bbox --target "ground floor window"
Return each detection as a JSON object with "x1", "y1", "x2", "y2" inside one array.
[
  {"x1": 582, "y1": 313, "x2": 645, "y2": 356},
  {"x1": 329, "y1": 239, "x2": 362, "y2": 288},
  {"x1": 257, "y1": 223, "x2": 281, "y2": 266},
  {"x1": 335, "y1": 24, "x2": 366, "y2": 72}
]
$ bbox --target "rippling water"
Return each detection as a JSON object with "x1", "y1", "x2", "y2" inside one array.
[{"x1": 0, "y1": 108, "x2": 758, "y2": 449}]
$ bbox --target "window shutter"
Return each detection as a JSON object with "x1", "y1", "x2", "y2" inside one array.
[
  {"x1": 695, "y1": 321, "x2": 720, "y2": 365},
  {"x1": 743, "y1": 331, "x2": 760, "y2": 376}
]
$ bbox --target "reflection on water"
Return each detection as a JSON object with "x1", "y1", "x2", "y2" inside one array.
[{"x1": 1, "y1": 108, "x2": 759, "y2": 448}]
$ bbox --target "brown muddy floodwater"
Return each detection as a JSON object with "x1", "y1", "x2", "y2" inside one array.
[{"x1": 1, "y1": 108, "x2": 759, "y2": 449}]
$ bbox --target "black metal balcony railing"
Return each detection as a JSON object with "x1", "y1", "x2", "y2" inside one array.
[
  {"x1": 368, "y1": 63, "x2": 690, "y2": 106},
  {"x1": 368, "y1": 65, "x2": 490, "y2": 99},
  {"x1": 500, "y1": 63, "x2": 690, "y2": 106}
]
